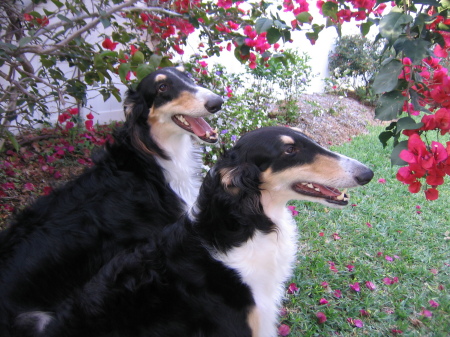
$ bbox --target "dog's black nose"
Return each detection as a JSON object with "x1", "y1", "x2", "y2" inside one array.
[
  {"x1": 355, "y1": 168, "x2": 374, "y2": 186},
  {"x1": 205, "y1": 96, "x2": 224, "y2": 114}
]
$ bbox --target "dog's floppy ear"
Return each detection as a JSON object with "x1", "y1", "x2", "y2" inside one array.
[
  {"x1": 121, "y1": 88, "x2": 166, "y2": 159},
  {"x1": 219, "y1": 163, "x2": 261, "y2": 195}
]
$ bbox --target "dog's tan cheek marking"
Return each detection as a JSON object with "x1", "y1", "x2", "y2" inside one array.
[
  {"x1": 280, "y1": 135, "x2": 294, "y2": 144},
  {"x1": 155, "y1": 74, "x2": 167, "y2": 82},
  {"x1": 153, "y1": 91, "x2": 202, "y2": 116},
  {"x1": 247, "y1": 306, "x2": 260, "y2": 337}
]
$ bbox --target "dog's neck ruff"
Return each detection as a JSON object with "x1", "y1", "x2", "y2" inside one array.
[
  {"x1": 214, "y1": 199, "x2": 298, "y2": 337},
  {"x1": 155, "y1": 133, "x2": 202, "y2": 209}
]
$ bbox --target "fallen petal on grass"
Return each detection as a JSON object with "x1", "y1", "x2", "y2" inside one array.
[{"x1": 316, "y1": 312, "x2": 327, "y2": 324}]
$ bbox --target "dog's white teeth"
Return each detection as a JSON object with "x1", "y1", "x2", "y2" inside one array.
[
  {"x1": 205, "y1": 131, "x2": 210, "y2": 138},
  {"x1": 177, "y1": 115, "x2": 189, "y2": 125},
  {"x1": 336, "y1": 192, "x2": 345, "y2": 201},
  {"x1": 307, "y1": 183, "x2": 314, "y2": 189},
  {"x1": 301, "y1": 183, "x2": 308, "y2": 186},
  {"x1": 343, "y1": 197, "x2": 349, "y2": 201},
  {"x1": 314, "y1": 188, "x2": 321, "y2": 192}
]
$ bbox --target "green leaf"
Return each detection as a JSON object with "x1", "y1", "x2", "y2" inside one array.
[
  {"x1": 296, "y1": 12, "x2": 312, "y2": 23},
  {"x1": 51, "y1": 0, "x2": 64, "y2": 8},
  {"x1": 266, "y1": 28, "x2": 281, "y2": 44},
  {"x1": 360, "y1": 21, "x2": 373, "y2": 36},
  {"x1": 100, "y1": 17, "x2": 111, "y2": 29},
  {"x1": 94, "y1": 54, "x2": 106, "y2": 69},
  {"x1": 391, "y1": 140, "x2": 408, "y2": 166},
  {"x1": 118, "y1": 63, "x2": 131, "y2": 83},
  {"x1": 255, "y1": 18, "x2": 273, "y2": 34},
  {"x1": 4, "y1": 129, "x2": 20, "y2": 152},
  {"x1": 57, "y1": 14, "x2": 73, "y2": 24},
  {"x1": 393, "y1": 38, "x2": 431, "y2": 64},
  {"x1": 375, "y1": 91, "x2": 406, "y2": 121},
  {"x1": 322, "y1": 1, "x2": 338, "y2": 19},
  {"x1": 379, "y1": 130, "x2": 394, "y2": 148},
  {"x1": 149, "y1": 54, "x2": 162, "y2": 69},
  {"x1": 19, "y1": 36, "x2": 33, "y2": 47},
  {"x1": 379, "y1": 12, "x2": 413, "y2": 44},
  {"x1": 396, "y1": 116, "x2": 423, "y2": 132},
  {"x1": 372, "y1": 59, "x2": 403, "y2": 94},
  {"x1": 136, "y1": 64, "x2": 153, "y2": 81}
]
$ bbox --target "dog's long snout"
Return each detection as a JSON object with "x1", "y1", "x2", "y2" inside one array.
[
  {"x1": 354, "y1": 167, "x2": 374, "y2": 186},
  {"x1": 204, "y1": 95, "x2": 224, "y2": 114}
]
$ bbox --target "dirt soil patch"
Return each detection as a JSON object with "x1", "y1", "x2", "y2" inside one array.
[{"x1": 293, "y1": 93, "x2": 379, "y2": 147}]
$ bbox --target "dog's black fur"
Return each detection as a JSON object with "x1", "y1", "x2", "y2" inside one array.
[
  {"x1": 21, "y1": 126, "x2": 374, "y2": 337},
  {"x1": 0, "y1": 67, "x2": 223, "y2": 337}
]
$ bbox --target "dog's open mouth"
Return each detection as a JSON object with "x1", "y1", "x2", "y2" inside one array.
[
  {"x1": 293, "y1": 182, "x2": 349, "y2": 206},
  {"x1": 172, "y1": 115, "x2": 218, "y2": 143}
]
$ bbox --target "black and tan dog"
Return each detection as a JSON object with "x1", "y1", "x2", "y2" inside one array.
[
  {"x1": 25, "y1": 126, "x2": 373, "y2": 337},
  {"x1": 0, "y1": 67, "x2": 223, "y2": 336}
]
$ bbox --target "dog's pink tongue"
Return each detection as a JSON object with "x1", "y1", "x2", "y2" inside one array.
[
  {"x1": 317, "y1": 184, "x2": 341, "y2": 197},
  {"x1": 184, "y1": 116, "x2": 213, "y2": 137}
]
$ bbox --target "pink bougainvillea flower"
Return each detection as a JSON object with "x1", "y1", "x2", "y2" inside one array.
[
  {"x1": 359, "y1": 309, "x2": 370, "y2": 317},
  {"x1": 86, "y1": 112, "x2": 94, "y2": 120},
  {"x1": 333, "y1": 289, "x2": 342, "y2": 298},
  {"x1": 279, "y1": 307, "x2": 288, "y2": 317},
  {"x1": 287, "y1": 205, "x2": 298, "y2": 216},
  {"x1": 347, "y1": 318, "x2": 364, "y2": 328},
  {"x1": 429, "y1": 299, "x2": 439, "y2": 307},
  {"x1": 378, "y1": 178, "x2": 386, "y2": 183},
  {"x1": 383, "y1": 277, "x2": 399, "y2": 285},
  {"x1": 346, "y1": 264, "x2": 355, "y2": 272},
  {"x1": 425, "y1": 187, "x2": 439, "y2": 200},
  {"x1": 366, "y1": 222, "x2": 372, "y2": 228},
  {"x1": 332, "y1": 233, "x2": 341, "y2": 240},
  {"x1": 316, "y1": 312, "x2": 327, "y2": 324},
  {"x1": 278, "y1": 324, "x2": 290, "y2": 336},
  {"x1": 320, "y1": 281, "x2": 328, "y2": 288},
  {"x1": 85, "y1": 120, "x2": 94, "y2": 131},
  {"x1": 377, "y1": 251, "x2": 383, "y2": 257},
  {"x1": 391, "y1": 329, "x2": 403, "y2": 334},
  {"x1": 385, "y1": 255, "x2": 393, "y2": 262},
  {"x1": 420, "y1": 308, "x2": 433, "y2": 317},
  {"x1": 319, "y1": 232, "x2": 324, "y2": 237},
  {"x1": 68, "y1": 107, "x2": 79, "y2": 115},
  {"x1": 102, "y1": 38, "x2": 118, "y2": 51},
  {"x1": 328, "y1": 261, "x2": 338, "y2": 273},
  {"x1": 349, "y1": 282, "x2": 360, "y2": 292},
  {"x1": 365, "y1": 281, "x2": 376, "y2": 291},
  {"x1": 23, "y1": 182, "x2": 35, "y2": 191},
  {"x1": 319, "y1": 298, "x2": 328, "y2": 305},
  {"x1": 287, "y1": 282, "x2": 298, "y2": 294},
  {"x1": 430, "y1": 268, "x2": 438, "y2": 275},
  {"x1": 42, "y1": 186, "x2": 53, "y2": 195}
]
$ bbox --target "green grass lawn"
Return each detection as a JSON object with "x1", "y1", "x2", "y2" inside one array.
[{"x1": 282, "y1": 126, "x2": 450, "y2": 336}]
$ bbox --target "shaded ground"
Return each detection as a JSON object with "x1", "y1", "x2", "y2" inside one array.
[{"x1": 0, "y1": 94, "x2": 377, "y2": 227}]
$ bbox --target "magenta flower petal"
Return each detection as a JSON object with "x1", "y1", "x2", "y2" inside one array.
[
  {"x1": 349, "y1": 282, "x2": 360, "y2": 292},
  {"x1": 287, "y1": 282, "x2": 298, "y2": 294},
  {"x1": 278, "y1": 324, "x2": 290, "y2": 336},
  {"x1": 429, "y1": 299, "x2": 439, "y2": 308},
  {"x1": 319, "y1": 298, "x2": 328, "y2": 305},
  {"x1": 316, "y1": 312, "x2": 327, "y2": 324},
  {"x1": 365, "y1": 281, "x2": 376, "y2": 291}
]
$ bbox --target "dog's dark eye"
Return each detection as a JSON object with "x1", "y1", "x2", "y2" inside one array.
[
  {"x1": 285, "y1": 146, "x2": 295, "y2": 154},
  {"x1": 158, "y1": 84, "x2": 168, "y2": 92}
]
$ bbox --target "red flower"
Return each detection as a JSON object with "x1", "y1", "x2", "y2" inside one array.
[
  {"x1": 349, "y1": 282, "x2": 360, "y2": 292},
  {"x1": 287, "y1": 283, "x2": 298, "y2": 294},
  {"x1": 86, "y1": 112, "x2": 94, "y2": 120},
  {"x1": 429, "y1": 299, "x2": 439, "y2": 307},
  {"x1": 425, "y1": 188, "x2": 439, "y2": 200},
  {"x1": 319, "y1": 298, "x2": 328, "y2": 305},
  {"x1": 316, "y1": 312, "x2": 327, "y2": 324},
  {"x1": 130, "y1": 45, "x2": 138, "y2": 56},
  {"x1": 102, "y1": 38, "x2": 118, "y2": 51},
  {"x1": 85, "y1": 120, "x2": 94, "y2": 131},
  {"x1": 68, "y1": 107, "x2": 79, "y2": 115},
  {"x1": 278, "y1": 324, "x2": 290, "y2": 336},
  {"x1": 365, "y1": 281, "x2": 376, "y2": 291},
  {"x1": 24, "y1": 13, "x2": 34, "y2": 21},
  {"x1": 36, "y1": 16, "x2": 49, "y2": 26}
]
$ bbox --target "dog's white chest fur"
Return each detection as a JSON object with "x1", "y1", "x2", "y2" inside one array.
[
  {"x1": 215, "y1": 206, "x2": 298, "y2": 337},
  {"x1": 155, "y1": 134, "x2": 202, "y2": 209}
]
